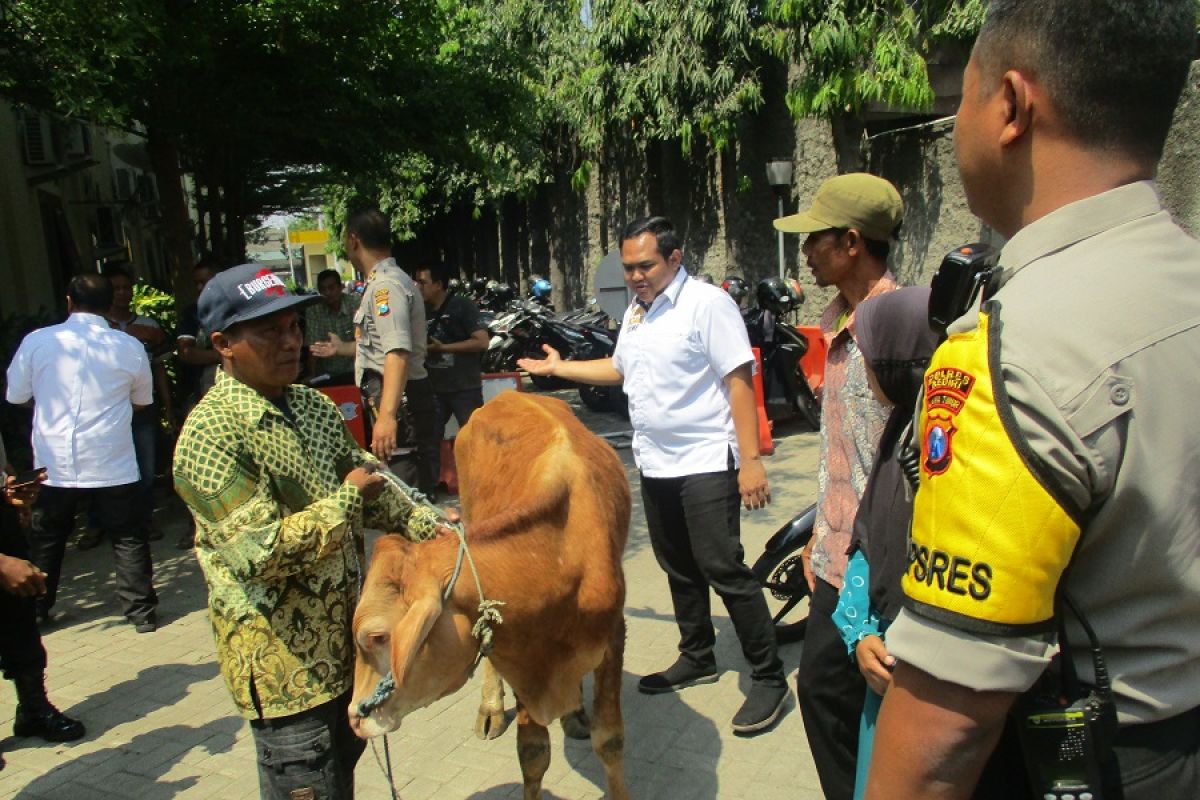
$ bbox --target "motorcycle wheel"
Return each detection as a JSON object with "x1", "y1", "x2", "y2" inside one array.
[
  {"x1": 579, "y1": 384, "x2": 614, "y2": 412},
  {"x1": 795, "y1": 388, "x2": 821, "y2": 432},
  {"x1": 529, "y1": 372, "x2": 569, "y2": 391},
  {"x1": 751, "y1": 537, "x2": 811, "y2": 644}
]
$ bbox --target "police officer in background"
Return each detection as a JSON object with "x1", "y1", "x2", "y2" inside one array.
[
  {"x1": 867, "y1": 2, "x2": 1200, "y2": 798},
  {"x1": 314, "y1": 209, "x2": 438, "y2": 497}
]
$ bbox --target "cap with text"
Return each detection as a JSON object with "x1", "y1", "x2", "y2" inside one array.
[
  {"x1": 773, "y1": 173, "x2": 903, "y2": 242},
  {"x1": 199, "y1": 263, "x2": 318, "y2": 334}
]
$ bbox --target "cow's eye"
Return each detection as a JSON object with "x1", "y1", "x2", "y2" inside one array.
[{"x1": 359, "y1": 630, "x2": 389, "y2": 651}]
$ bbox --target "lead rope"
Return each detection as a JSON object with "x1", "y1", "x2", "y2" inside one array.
[{"x1": 358, "y1": 470, "x2": 506, "y2": 798}]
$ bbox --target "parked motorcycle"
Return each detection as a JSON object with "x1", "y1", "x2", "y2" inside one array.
[
  {"x1": 751, "y1": 503, "x2": 816, "y2": 644},
  {"x1": 744, "y1": 277, "x2": 821, "y2": 431}
]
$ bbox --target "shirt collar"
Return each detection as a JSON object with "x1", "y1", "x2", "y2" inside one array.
[
  {"x1": 997, "y1": 181, "x2": 1163, "y2": 285},
  {"x1": 819, "y1": 270, "x2": 899, "y2": 340},
  {"x1": 68, "y1": 312, "x2": 110, "y2": 328},
  {"x1": 367, "y1": 257, "x2": 399, "y2": 281},
  {"x1": 634, "y1": 266, "x2": 688, "y2": 313},
  {"x1": 212, "y1": 369, "x2": 301, "y2": 427}
]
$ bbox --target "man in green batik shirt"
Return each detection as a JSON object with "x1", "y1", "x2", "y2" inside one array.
[{"x1": 174, "y1": 263, "x2": 446, "y2": 800}]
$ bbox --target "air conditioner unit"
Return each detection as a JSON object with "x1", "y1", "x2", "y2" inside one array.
[
  {"x1": 115, "y1": 168, "x2": 135, "y2": 201},
  {"x1": 20, "y1": 112, "x2": 55, "y2": 166}
]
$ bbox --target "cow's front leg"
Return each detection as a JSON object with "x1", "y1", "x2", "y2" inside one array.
[
  {"x1": 559, "y1": 687, "x2": 591, "y2": 740},
  {"x1": 475, "y1": 658, "x2": 510, "y2": 740},
  {"x1": 516, "y1": 701, "x2": 551, "y2": 800}
]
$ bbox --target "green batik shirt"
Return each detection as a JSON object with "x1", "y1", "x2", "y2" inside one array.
[
  {"x1": 305, "y1": 292, "x2": 360, "y2": 377},
  {"x1": 173, "y1": 370, "x2": 442, "y2": 720}
]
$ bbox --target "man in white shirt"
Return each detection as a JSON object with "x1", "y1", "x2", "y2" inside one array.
[
  {"x1": 519, "y1": 216, "x2": 787, "y2": 735},
  {"x1": 6, "y1": 273, "x2": 159, "y2": 633}
]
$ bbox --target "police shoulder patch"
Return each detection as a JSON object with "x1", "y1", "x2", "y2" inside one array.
[{"x1": 374, "y1": 289, "x2": 391, "y2": 317}]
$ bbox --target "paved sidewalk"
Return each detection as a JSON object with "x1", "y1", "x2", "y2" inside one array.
[{"x1": 1, "y1": 391, "x2": 826, "y2": 800}]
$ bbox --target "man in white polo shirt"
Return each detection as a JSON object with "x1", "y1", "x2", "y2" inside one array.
[
  {"x1": 519, "y1": 216, "x2": 787, "y2": 734},
  {"x1": 6, "y1": 273, "x2": 159, "y2": 632}
]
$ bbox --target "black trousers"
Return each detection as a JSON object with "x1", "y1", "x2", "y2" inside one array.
[
  {"x1": 250, "y1": 691, "x2": 366, "y2": 800},
  {"x1": 797, "y1": 577, "x2": 866, "y2": 800},
  {"x1": 639, "y1": 463, "x2": 784, "y2": 688},
  {"x1": 28, "y1": 483, "x2": 157, "y2": 624},
  {"x1": 430, "y1": 386, "x2": 484, "y2": 483},
  {"x1": 361, "y1": 374, "x2": 439, "y2": 498},
  {"x1": 0, "y1": 505, "x2": 47, "y2": 677}
]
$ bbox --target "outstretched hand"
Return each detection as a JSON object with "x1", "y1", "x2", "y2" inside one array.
[
  {"x1": 517, "y1": 344, "x2": 561, "y2": 377},
  {"x1": 310, "y1": 332, "x2": 345, "y2": 359}
]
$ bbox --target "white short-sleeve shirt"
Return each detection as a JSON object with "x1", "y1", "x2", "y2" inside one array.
[
  {"x1": 5, "y1": 313, "x2": 153, "y2": 488},
  {"x1": 612, "y1": 268, "x2": 755, "y2": 478}
]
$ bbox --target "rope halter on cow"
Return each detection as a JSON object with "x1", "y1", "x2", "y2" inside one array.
[{"x1": 356, "y1": 472, "x2": 505, "y2": 720}]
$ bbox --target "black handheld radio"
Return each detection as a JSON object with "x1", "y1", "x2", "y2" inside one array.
[
  {"x1": 1013, "y1": 596, "x2": 1118, "y2": 799},
  {"x1": 927, "y1": 243, "x2": 997, "y2": 337}
]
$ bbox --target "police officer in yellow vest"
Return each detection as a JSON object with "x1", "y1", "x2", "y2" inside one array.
[
  {"x1": 315, "y1": 209, "x2": 439, "y2": 498},
  {"x1": 866, "y1": 3, "x2": 1200, "y2": 799}
]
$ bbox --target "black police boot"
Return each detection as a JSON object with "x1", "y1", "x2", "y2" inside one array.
[{"x1": 11, "y1": 671, "x2": 85, "y2": 742}]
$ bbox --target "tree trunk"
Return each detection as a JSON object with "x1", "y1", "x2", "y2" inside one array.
[
  {"x1": 146, "y1": 128, "x2": 196, "y2": 305},
  {"x1": 830, "y1": 113, "x2": 867, "y2": 173}
]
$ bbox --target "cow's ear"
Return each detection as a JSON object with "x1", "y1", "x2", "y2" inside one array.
[{"x1": 389, "y1": 581, "x2": 444, "y2": 688}]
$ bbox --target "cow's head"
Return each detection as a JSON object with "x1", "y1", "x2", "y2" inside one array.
[{"x1": 349, "y1": 535, "x2": 477, "y2": 738}]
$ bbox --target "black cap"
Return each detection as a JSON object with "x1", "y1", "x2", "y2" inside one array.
[{"x1": 199, "y1": 264, "x2": 319, "y2": 334}]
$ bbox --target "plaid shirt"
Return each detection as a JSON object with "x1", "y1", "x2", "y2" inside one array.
[
  {"x1": 305, "y1": 293, "x2": 360, "y2": 377},
  {"x1": 810, "y1": 273, "x2": 898, "y2": 589},
  {"x1": 174, "y1": 370, "x2": 441, "y2": 719}
]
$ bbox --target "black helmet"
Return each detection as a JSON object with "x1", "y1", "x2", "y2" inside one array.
[
  {"x1": 721, "y1": 276, "x2": 748, "y2": 304},
  {"x1": 756, "y1": 277, "x2": 795, "y2": 315},
  {"x1": 447, "y1": 277, "x2": 463, "y2": 296},
  {"x1": 470, "y1": 276, "x2": 489, "y2": 297},
  {"x1": 487, "y1": 281, "x2": 515, "y2": 306}
]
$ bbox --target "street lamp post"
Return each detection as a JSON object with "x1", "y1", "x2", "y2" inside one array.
[{"x1": 766, "y1": 158, "x2": 794, "y2": 280}]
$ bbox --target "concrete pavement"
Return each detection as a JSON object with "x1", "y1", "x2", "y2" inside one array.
[{"x1": 1, "y1": 390, "x2": 827, "y2": 800}]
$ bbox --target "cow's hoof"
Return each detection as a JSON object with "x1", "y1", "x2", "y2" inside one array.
[
  {"x1": 475, "y1": 707, "x2": 510, "y2": 740},
  {"x1": 560, "y1": 707, "x2": 591, "y2": 740}
]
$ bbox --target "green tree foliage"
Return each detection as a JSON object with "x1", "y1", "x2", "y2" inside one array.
[
  {"x1": 765, "y1": 0, "x2": 985, "y2": 168},
  {"x1": 589, "y1": 0, "x2": 768, "y2": 154}
]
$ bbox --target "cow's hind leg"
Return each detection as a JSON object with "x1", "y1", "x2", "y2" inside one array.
[
  {"x1": 590, "y1": 618, "x2": 629, "y2": 800},
  {"x1": 516, "y1": 702, "x2": 551, "y2": 800},
  {"x1": 476, "y1": 658, "x2": 510, "y2": 740}
]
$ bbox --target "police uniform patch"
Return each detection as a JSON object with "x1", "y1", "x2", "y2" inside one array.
[
  {"x1": 922, "y1": 367, "x2": 974, "y2": 477},
  {"x1": 374, "y1": 289, "x2": 391, "y2": 317}
]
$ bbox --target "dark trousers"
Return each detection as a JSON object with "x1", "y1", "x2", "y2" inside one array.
[
  {"x1": 28, "y1": 483, "x2": 157, "y2": 624},
  {"x1": 362, "y1": 374, "x2": 439, "y2": 498},
  {"x1": 88, "y1": 415, "x2": 157, "y2": 535},
  {"x1": 430, "y1": 387, "x2": 484, "y2": 482},
  {"x1": 250, "y1": 691, "x2": 366, "y2": 800},
  {"x1": 0, "y1": 505, "x2": 47, "y2": 677},
  {"x1": 797, "y1": 577, "x2": 866, "y2": 800},
  {"x1": 639, "y1": 463, "x2": 784, "y2": 687}
]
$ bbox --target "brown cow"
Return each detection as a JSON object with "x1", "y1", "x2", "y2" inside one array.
[{"x1": 349, "y1": 391, "x2": 631, "y2": 800}]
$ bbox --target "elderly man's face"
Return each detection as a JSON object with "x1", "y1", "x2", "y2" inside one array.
[{"x1": 218, "y1": 310, "x2": 303, "y2": 398}]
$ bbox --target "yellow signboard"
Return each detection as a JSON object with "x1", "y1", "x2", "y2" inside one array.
[{"x1": 287, "y1": 229, "x2": 328, "y2": 246}]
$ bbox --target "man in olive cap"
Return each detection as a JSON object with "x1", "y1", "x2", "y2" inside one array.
[{"x1": 774, "y1": 172, "x2": 903, "y2": 800}]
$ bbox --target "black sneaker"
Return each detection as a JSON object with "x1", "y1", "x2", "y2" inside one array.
[
  {"x1": 731, "y1": 683, "x2": 789, "y2": 735},
  {"x1": 637, "y1": 658, "x2": 718, "y2": 695}
]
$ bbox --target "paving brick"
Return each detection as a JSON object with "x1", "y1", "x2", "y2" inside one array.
[{"x1": 1, "y1": 397, "x2": 827, "y2": 799}]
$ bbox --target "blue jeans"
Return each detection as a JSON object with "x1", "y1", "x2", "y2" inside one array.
[{"x1": 250, "y1": 692, "x2": 365, "y2": 800}]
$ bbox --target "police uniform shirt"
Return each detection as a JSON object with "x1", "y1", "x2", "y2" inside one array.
[
  {"x1": 887, "y1": 181, "x2": 1200, "y2": 724},
  {"x1": 354, "y1": 257, "x2": 427, "y2": 385},
  {"x1": 611, "y1": 267, "x2": 755, "y2": 478}
]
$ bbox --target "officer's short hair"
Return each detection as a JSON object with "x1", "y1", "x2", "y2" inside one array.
[
  {"x1": 316, "y1": 269, "x2": 342, "y2": 288},
  {"x1": 621, "y1": 216, "x2": 682, "y2": 261},
  {"x1": 68, "y1": 273, "x2": 114, "y2": 313},
  {"x1": 975, "y1": 0, "x2": 1195, "y2": 164},
  {"x1": 345, "y1": 208, "x2": 393, "y2": 251},
  {"x1": 420, "y1": 263, "x2": 453, "y2": 289}
]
